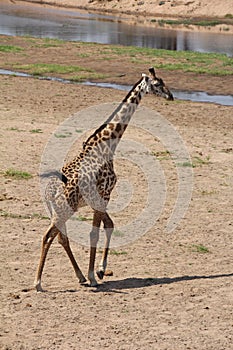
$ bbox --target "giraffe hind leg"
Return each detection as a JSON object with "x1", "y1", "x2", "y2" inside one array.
[
  {"x1": 57, "y1": 232, "x2": 86, "y2": 284},
  {"x1": 97, "y1": 212, "x2": 114, "y2": 280},
  {"x1": 34, "y1": 224, "x2": 58, "y2": 292}
]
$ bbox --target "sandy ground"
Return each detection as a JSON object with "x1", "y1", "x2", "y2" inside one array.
[
  {"x1": 0, "y1": 32, "x2": 233, "y2": 349},
  {"x1": 20, "y1": 0, "x2": 233, "y2": 18}
]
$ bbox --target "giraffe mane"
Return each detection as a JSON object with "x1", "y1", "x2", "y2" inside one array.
[{"x1": 83, "y1": 76, "x2": 145, "y2": 149}]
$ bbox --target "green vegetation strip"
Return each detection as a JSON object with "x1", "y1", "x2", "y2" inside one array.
[
  {"x1": 0, "y1": 45, "x2": 23, "y2": 52},
  {"x1": 12, "y1": 63, "x2": 108, "y2": 81},
  {"x1": 157, "y1": 19, "x2": 223, "y2": 27},
  {"x1": 150, "y1": 16, "x2": 233, "y2": 27},
  {"x1": 13, "y1": 63, "x2": 94, "y2": 76},
  {"x1": 106, "y1": 46, "x2": 233, "y2": 76},
  {"x1": 1, "y1": 36, "x2": 232, "y2": 76}
]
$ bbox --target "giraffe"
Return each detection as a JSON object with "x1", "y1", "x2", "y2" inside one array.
[{"x1": 35, "y1": 67, "x2": 174, "y2": 291}]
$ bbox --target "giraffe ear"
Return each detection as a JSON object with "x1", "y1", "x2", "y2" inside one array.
[
  {"x1": 149, "y1": 67, "x2": 156, "y2": 78},
  {"x1": 141, "y1": 73, "x2": 147, "y2": 77}
]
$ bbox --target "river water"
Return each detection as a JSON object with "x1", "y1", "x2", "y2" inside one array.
[
  {"x1": 0, "y1": 3, "x2": 233, "y2": 105},
  {"x1": 0, "y1": 2, "x2": 233, "y2": 56}
]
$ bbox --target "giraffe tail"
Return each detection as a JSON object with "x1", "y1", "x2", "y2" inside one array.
[{"x1": 40, "y1": 170, "x2": 68, "y2": 184}]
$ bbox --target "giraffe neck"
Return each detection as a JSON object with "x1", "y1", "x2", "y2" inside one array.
[{"x1": 83, "y1": 76, "x2": 149, "y2": 156}]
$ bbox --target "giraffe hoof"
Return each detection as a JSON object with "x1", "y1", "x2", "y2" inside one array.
[
  {"x1": 90, "y1": 280, "x2": 98, "y2": 287},
  {"x1": 35, "y1": 284, "x2": 45, "y2": 293},
  {"x1": 96, "y1": 270, "x2": 104, "y2": 280},
  {"x1": 104, "y1": 269, "x2": 113, "y2": 277},
  {"x1": 79, "y1": 276, "x2": 87, "y2": 284}
]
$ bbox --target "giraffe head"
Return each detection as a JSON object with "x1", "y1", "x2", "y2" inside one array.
[{"x1": 146, "y1": 67, "x2": 174, "y2": 101}]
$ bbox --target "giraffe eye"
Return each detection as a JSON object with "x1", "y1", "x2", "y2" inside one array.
[{"x1": 154, "y1": 81, "x2": 161, "y2": 87}]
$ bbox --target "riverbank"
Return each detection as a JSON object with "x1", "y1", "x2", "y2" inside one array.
[
  {"x1": 19, "y1": 0, "x2": 233, "y2": 18},
  {"x1": 1, "y1": 35, "x2": 233, "y2": 96},
  {"x1": 3, "y1": 0, "x2": 233, "y2": 34}
]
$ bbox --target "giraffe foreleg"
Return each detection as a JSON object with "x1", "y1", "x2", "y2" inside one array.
[
  {"x1": 34, "y1": 224, "x2": 58, "y2": 292},
  {"x1": 97, "y1": 212, "x2": 114, "y2": 280},
  {"x1": 88, "y1": 210, "x2": 102, "y2": 287},
  {"x1": 57, "y1": 232, "x2": 86, "y2": 284}
]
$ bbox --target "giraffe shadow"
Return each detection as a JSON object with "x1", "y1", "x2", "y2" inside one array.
[
  {"x1": 28, "y1": 273, "x2": 233, "y2": 294},
  {"x1": 92, "y1": 273, "x2": 233, "y2": 293}
]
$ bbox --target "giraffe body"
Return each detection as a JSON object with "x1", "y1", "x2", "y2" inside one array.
[{"x1": 35, "y1": 68, "x2": 173, "y2": 291}]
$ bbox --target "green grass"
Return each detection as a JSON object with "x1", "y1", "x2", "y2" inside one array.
[
  {"x1": 152, "y1": 150, "x2": 171, "y2": 160},
  {"x1": 112, "y1": 230, "x2": 125, "y2": 237},
  {"x1": 7, "y1": 127, "x2": 25, "y2": 132},
  {"x1": 7, "y1": 127, "x2": 42, "y2": 133},
  {"x1": 22, "y1": 36, "x2": 65, "y2": 47},
  {"x1": 1, "y1": 36, "x2": 232, "y2": 78},
  {"x1": 11, "y1": 63, "x2": 107, "y2": 81},
  {"x1": 201, "y1": 190, "x2": 217, "y2": 196},
  {"x1": 4, "y1": 169, "x2": 33, "y2": 180},
  {"x1": 154, "y1": 56, "x2": 232, "y2": 76},
  {"x1": 54, "y1": 132, "x2": 72, "y2": 138},
  {"x1": 177, "y1": 161, "x2": 195, "y2": 168},
  {"x1": 110, "y1": 249, "x2": 127, "y2": 256},
  {"x1": 30, "y1": 129, "x2": 43, "y2": 133},
  {"x1": 102, "y1": 46, "x2": 233, "y2": 76},
  {"x1": 0, "y1": 210, "x2": 49, "y2": 220},
  {"x1": 192, "y1": 156, "x2": 210, "y2": 167},
  {"x1": 158, "y1": 18, "x2": 227, "y2": 27},
  {"x1": 70, "y1": 215, "x2": 93, "y2": 221},
  {"x1": 192, "y1": 244, "x2": 210, "y2": 254},
  {"x1": 225, "y1": 14, "x2": 233, "y2": 19},
  {"x1": 70, "y1": 72, "x2": 108, "y2": 82},
  {"x1": 0, "y1": 45, "x2": 23, "y2": 53},
  {"x1": 178, "y1": 156, "x2": 210, "y2": 168},
  {"x1": 39, "y1": 37, "x2": 65, "y2": 47},
  {"x1": 13, "y1": 63, "x2": 94, "y2": 76},
  {"x1": 76, "y1": 53, "x2": 90, "y2": 58}
]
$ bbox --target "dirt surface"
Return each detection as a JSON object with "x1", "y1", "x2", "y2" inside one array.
[
  {"x1": 1, "y1": 35, "x2": 233, "y2": 350},
  {"x1": 21, "y1": 0, "x2": 233, "y2": 18}
]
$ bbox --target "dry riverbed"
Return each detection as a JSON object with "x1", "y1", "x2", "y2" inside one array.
[{"x1": 0, "y1": 34, "x2": 233, "y2": 350}]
